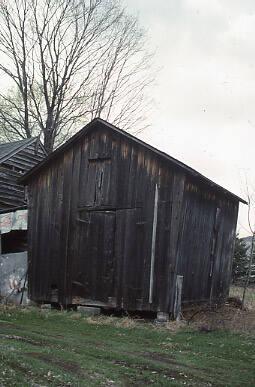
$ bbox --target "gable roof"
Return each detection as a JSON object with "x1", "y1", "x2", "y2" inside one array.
[
  {"x1": 0, "y1": 137, "x2": 40, "y2": 164},
  {"x1": 20, "y1": 118, "x2": 247, "y2": 204}
]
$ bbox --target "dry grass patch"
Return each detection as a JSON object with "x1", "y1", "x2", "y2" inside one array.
[
  {"x1": 85, "y1": 315, "x2": 139, "y2": 329},
  {"x1": 160, "y1": 320, "x2": 187, "y2": 332}
]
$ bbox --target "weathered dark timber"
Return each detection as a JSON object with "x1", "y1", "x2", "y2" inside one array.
[
  {"x1": 0, "y1": 138, "x2": 46, "y2": 211},
  {"x1": 21, "y1": 118, "x2": 245, "y2": 314}
]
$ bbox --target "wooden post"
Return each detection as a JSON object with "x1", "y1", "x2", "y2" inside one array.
[
  {"x1": 149, "y1": 184, "x2": 159, "y2": 304},
  {"x1": 173, "y1": 275, "x2": 183, "y2": 321}
]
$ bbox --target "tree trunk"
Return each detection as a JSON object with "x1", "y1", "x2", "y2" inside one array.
[{"x1": 44, "y1": 130, "x2": 54, "y2": 153}]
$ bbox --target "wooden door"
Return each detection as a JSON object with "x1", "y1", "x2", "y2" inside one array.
[{"x1": 72, "y1": 210, "x2": 116, "y2": 303}]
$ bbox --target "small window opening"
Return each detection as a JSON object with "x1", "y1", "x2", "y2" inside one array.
[{"x1": 1, "y1": 230, "x2": 27, "y2": 254}]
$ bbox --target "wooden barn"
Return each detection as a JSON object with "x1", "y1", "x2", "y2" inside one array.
[{"x1": 20, "y1": 119, "x2": 245, "y2": 316}]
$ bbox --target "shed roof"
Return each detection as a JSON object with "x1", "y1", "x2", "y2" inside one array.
[
  {"x1": 20, "y1": 118, "x2": 247, "y2": 204},
  {"x1": 0, "y1": 138, "x2": 38, "y2": 164}
]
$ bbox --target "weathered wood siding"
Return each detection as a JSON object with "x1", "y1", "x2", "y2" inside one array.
[
  {"x1": 0, "y1": 141, "x2": 46, "y2": 210},
  {"x1": 177, "y1": 179, "x2": 239, "y2": 303},
  {"x1": 27, "y1": 123, "x2": 239, "y2": 313}
]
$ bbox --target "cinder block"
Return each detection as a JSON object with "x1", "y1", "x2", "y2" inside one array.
[
  {"x1": 77, "y1": 306, "x2": 101, "y2": 316},
  {"x1": 26, "y1": 298, "x2": 38, "y2": 306},
  {"x1": 156, "y1": 312, "x2": 169, "y2": 323},
  {"x1": 40, "y1": 303, "x2": 51, "y2": 310}
]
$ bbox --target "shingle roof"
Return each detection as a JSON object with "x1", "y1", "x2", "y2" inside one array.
[
  {"x1": 0, "y1": 138, "x2": 36, "y2": 163},
  {"x1": 19, "y1": 118, "x2": 247, "y2": 204}
]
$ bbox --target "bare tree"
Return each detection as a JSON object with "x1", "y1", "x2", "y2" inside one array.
[{"x1": 0, "y1": 0, "x2": 153, "y2": 152}]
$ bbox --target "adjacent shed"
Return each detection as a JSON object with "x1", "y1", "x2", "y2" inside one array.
[
  {"x1": 0, "y1": 138, "x2": 46, "y2": 212},
  {"x1": 0, "y1": 137, "x2": 46, "y2": 305},
  {"x1": 21, "y1": 119, "x2": 245, "y2": 316}
]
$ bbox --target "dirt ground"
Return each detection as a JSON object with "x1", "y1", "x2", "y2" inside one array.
[{"x1": 180, "y1": 286, "x2": 255, "y2": 334}]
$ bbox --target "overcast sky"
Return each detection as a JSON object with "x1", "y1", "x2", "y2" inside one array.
[{"x1": 124, "y1": 0, "x2": 255, "y2": 236}]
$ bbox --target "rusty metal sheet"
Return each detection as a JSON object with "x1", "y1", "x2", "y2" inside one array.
[{"x1": 0, "y1": 210, "x2": 27, "y2": 234}]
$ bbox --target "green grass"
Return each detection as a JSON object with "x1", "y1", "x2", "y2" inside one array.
[{"x1": 0, "y1": 307, "x2": 254, "y2": 386}]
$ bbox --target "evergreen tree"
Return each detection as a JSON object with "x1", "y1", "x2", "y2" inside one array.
[{"x1": 232, "y1": 235, "x2": 249, "y2": 283}]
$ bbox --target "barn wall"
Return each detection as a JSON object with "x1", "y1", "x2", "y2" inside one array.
[
  {"x1": 26, "y1": 123, "x2": 239, "y2": 312},
  {"x1": 210, "y1": 199, "x2": 239, "y2": 300},
  {"x1": 177, "y1": 178, "x2": 239, "y2": 303},
  {"x1": 28, "y1": 155, "x2": 65, "y2": 302}
]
